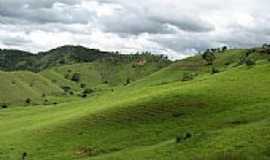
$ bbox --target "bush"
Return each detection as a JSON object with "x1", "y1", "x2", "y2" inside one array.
[
  {"x1": 83, "y1": 88, "x2": 94, "y2": 95},
  {"x1": 81, "y1": 94, "x2": 87, "y2": 98},
  {"x1": 25, "y1": 98, "x2": 31, "y2": 104},
  {"x1": 80, "y1": 83, "x2": 86, "y2": 88},
  {"x1": 202, "y1": 49, "x2": 216, "y2": 65},
  {"x1": 61, "y1": 86, "x2": 71, "y2": 92},
  {"x1": 1, "y1": 103, "x2": 8, "y2": 109},
  {"x1": 103, "y1": 80, "x2": 109, "y2": 84},
  {"x1": 182, "y1": 72, "x2": 195, "y2": 81},
  {"x1": 211, "y1": 67, "x2": 220, "y2": 74},
  {"x1": 176, "y1": 132, "x2": 192, "y2": 143},
  {"x1": 71, "y1": 73, "x2": 81, "y2": 82},
  {"x1": 42, "y1": 93, "x2": 46, "y2": 98},
  {"x1": 125, "y1": 78, "x2": 131, "y2": 85},
  {"x1": 245, "y1": 59, "x2": 256, "y2": 66},
  {"x1": 43, "y1": 99, "x2": 49, "y2": 104}
]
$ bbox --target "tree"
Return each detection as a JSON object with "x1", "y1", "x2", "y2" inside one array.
[
  {"x1": 71, "y1": 73, "x2": 80, "y2": 82},
  {"x1": 125, "y1": 78, "x2": 131, "y2": 85},
  {"x1": 262, "y1": 43, "x2": 270, "y2": 49},
  {"x1": 202, "y1": 49, "x2": 216, "y2": 65},
  {"x1": 25, "y1": 98, "x2": 31, "y2": 104},
  {"x1": 222, "y1": 46, "x2": 228, "y2": 52}
]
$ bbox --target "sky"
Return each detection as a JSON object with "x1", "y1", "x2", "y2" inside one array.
[{"x1": 0, "y1": 0, "x2": 270, "y2": 59}]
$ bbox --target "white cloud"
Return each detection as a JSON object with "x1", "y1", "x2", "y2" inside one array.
[{"x1": 1, "y1": 0, "x2": 270, "y2": 59}]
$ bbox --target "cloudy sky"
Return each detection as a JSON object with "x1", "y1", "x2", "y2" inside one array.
[{"x1": 0, "y1": 0, "x2": 270, "y2": 59}]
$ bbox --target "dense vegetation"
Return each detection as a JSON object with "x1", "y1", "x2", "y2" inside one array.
[
  {"x1": 1, "y1": 44, "x2": 270, "y2": 160},
  {"x1": 0, "y1": 45, "x2": 170, "y2": 72}
]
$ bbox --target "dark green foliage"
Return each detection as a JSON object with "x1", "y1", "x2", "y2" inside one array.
[
  {"x1": 245, "y1": 59, "x2": 256, "y2": 66},
  {"x1": 222, "y1": 46, "x2": 228, "y2": 52},
  {"x1": 176, "y1": 132, "x2": 192, "y2": 143},
  {"x1": 211, "y1": 67, "x2": 220, "y2": 74},
  {"x1": 81, "y1": 94, "x2": 87, "y2": 98},
  {"x1": 182, "y1": 72, "x2": 195, "y2": 81},
  {"x1": 1, "y1": 103, "x2": 8, "y2": 109},
  {"x1": 0, "y1": 45, "x2": 171, "y2": 72},
  {"x1": 43, "y1": 99, "x2": 49, "y2": 104},
  {"x1": 80, "y1": 83, "x2": 86, "y2": 88},
  {"x1": 125, "y1": 78, "x2": 131, "y2": 85},
  {"x1": 83, "y1": 88, "x2": 94, "y2": 95},
  {"x1": 64, "y1": 74, "x2": 69, "y2": 79},
  {"x1": 262, "y1": 43, "x2": 270, "y2": 49},
  {"x1": 25, "y1": 98, "x2": 31, "y2": 104},
  {"x1": 239, "y1": 49, "x2": 255, "y2": 66},
  {"x1": 22, "y1": 152, "x2": 27, "y2": 160},
  {"x1": 202, "y1": 49, "x2": 216, "y2": 65},
  {"x1": 61, "y1": 86, "x2": 71, "y2": 92},
  {"x1": 71, "y1": 73, "x2": 80, "y2": 82}
]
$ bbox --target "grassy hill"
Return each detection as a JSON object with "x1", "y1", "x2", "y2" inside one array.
[
  {"x1": 0, "y1": 46, "x2": 170, "y2": 106},
  {"x1": 0, "y1": 71, "x2": 65, "y2": 106},
  {"x1": 0, "y1": 46, "x2": 115, "y2": 72},
  {"x1": 0, "y1": 47, "x2": 270, "y2": 159}
]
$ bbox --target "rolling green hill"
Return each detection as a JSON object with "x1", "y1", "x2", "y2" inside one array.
[
  {"x1": 0, "y1": 47, "x2": 270, "y2": 160},
  {"x1": 0, "y1": 71, "x2": 65, "y2": 106},
  {"x1": 0, "y1": 46, "x2": 170, "y2": 106},
  {"x1": 0, "y1": 46, "x2": 115, "y2": 72}
]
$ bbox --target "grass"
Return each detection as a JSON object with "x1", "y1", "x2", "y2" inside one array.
[
  {"x1": 0, "y1": 71, "x2": 64, "y2": 106},
  {"x1": 1, "y1": 49, "x2": 270, "y2": 159}
]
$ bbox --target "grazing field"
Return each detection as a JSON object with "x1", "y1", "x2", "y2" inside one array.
[{"x1": 1, "y1": 48, "x2": 270, "y2": 160}]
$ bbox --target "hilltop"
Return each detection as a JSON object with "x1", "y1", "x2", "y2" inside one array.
[{"x1": 0, "y1": 45, "x2": 170, "y2": 72}]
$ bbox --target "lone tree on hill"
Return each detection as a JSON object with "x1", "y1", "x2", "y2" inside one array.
[{"x1": 202, "y1": 49, "x2": 216, "y2": 65}]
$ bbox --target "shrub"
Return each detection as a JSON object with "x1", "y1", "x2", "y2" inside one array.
[
  {"x1": 81, "y1": 94, "x2": 87, "y2": 98},
  {"x1": 64, "y1": 74, "x2": 69, "y2": 79},
  {"x1": 176, "y1": 132, "x2": 192, "y2": 143},
  {"x1": 44, "y1": 99, "x2": 49, "y2": 104},
  {"x1": 71, "y1": 73, "x2": 81, "y2": 82},
  {"x1": 176, "y1": 136, "x2": 182, "y2": 143},
  {"x1": 80, "y1": 83, "x2": 86, "y2": 88},
  {"x1": 202, "y1": 49, "x2": 216, "y2": 65},
  {"x1": 245, "y1": 59, "x2": 256, "y2": 66},
  {"x1": 83, "y1": 88, "x2": 94, "y2": 95},
  {"x1": 61, "y1": 86, "x2": 71, "y2": 92},
  {"x1": 125, "y1": 78, "x2": 131, "y2": 85},
  {"x1": 1, "y1": 103, "x2": 8, "y2": 109},
  {"x1": 182, "y1": 72, "x2": 195, "y2": 81},
  {"x1": 211, "y1": 67, "x2": 220, "y2": 74},
  {"x1": 22, "y1": 152, "x2": 27, "y2": 160},
  {"x1": 42, "y1": 93, "x2": 46, "y2": 98},
  {"x1": 25, "y1": 98, "x2": 31, "y2": 104}
]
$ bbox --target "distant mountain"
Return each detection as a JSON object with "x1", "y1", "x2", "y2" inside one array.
[
  {"x1": 0, "y1": 45, "x2": 113, "y2": 71},
  {"x1": 0, "y1": 45, "x2": 170, "y2": 72}
]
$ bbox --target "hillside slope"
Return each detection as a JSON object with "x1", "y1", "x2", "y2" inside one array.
[
  {"x1": 0, "y1": 71, "x2": 65, "y2": 106},
  {"x1": 0, "y1": 49, "x2": 270, "y2": 159}
]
